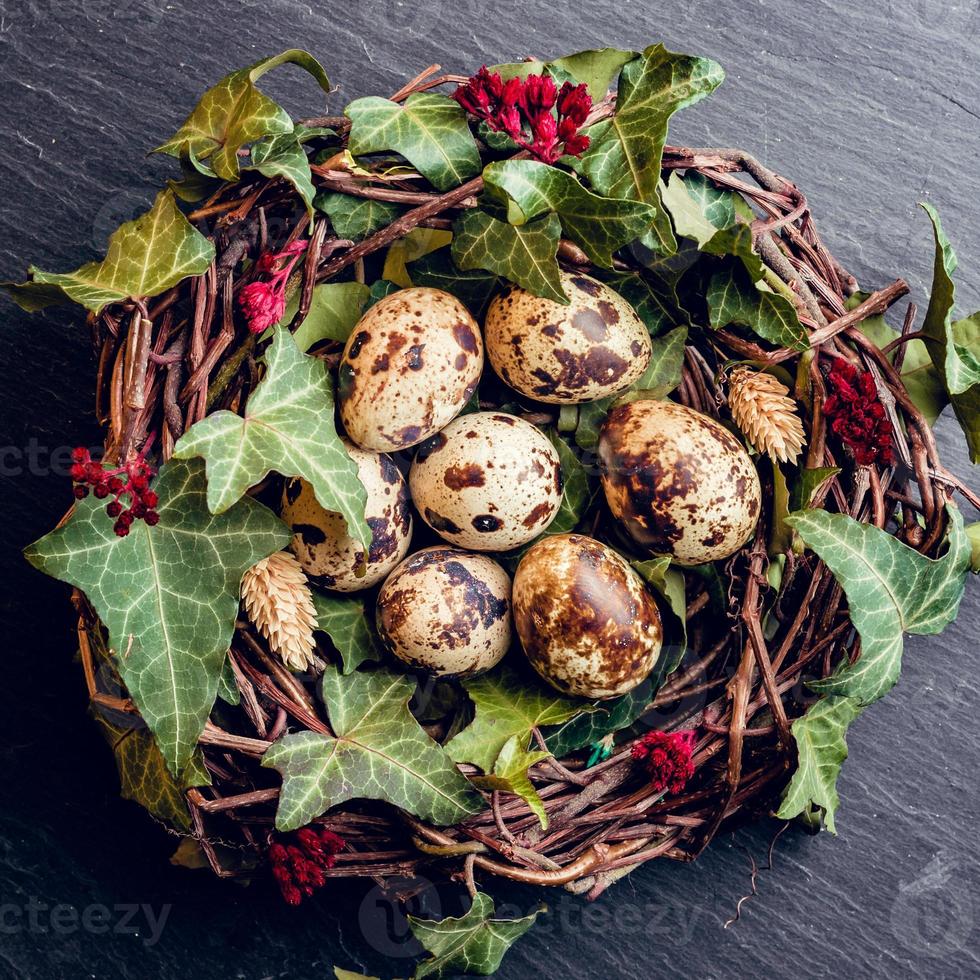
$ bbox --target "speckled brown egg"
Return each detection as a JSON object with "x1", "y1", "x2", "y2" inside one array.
[
  {"x1": 599, "y1": 399, "x2": 762, "y2": 565},
  {"x1": 409, "y1": 412, "x2": 563, "y2": 551},
  {"x1": 484, "y1": 270, "x2": 652, "y2": 404},
  {"x1": 338, "y1": 287, "x2": 483, "y2": 452},
  {"x1": 376, "y1": 547, "x2": 512, "y2": 677},
  {"x1": 281, "y1": 442, "x2": 412, "y2": 591},
  {"x1": 512, "y1": 533, "x2": 662, "y2": 699}
]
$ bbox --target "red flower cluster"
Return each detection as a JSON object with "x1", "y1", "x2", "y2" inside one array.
[
  {"x1": 822, "y1": 359, "x2": 894, "y2": 466},
  {"x1": 238, "y1": 239, "x2": 307, "y2": 334},
  {"x1": 268, "y1": 826, "x2": 345, "y2": 906},
  {"x1": 453, "y1": 67, "x2": 592, "y2": 164},
  {"x1": 631, "y1": 729, "x2": 697, "y2": 795},
  {"x1": 70, "y1": 444, "x2": 159, "y2": 537}
]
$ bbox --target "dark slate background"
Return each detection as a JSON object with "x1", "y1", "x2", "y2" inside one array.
[{"x1": 1, "y1": 1, "x2": 978, "y2": 977}]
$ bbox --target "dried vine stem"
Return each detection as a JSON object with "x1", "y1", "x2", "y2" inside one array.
[{"x1": 70, "y1": 74, "x2": 963, "y2": 893}]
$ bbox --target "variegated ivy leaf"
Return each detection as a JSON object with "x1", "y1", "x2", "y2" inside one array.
[
  {"x1": 155, "y1": 49, "x2": 330, "y2": 181},
  {"x1": 24, "y1": 457, "x2": 288, "y2": 775},
  {"x1": 311, "y1": 590, "x2": 380, "y2": 673},
  {"x1": 248, "y1": 133, "x2": 316, "y2": 213},
  {"x1": 470, "y1": 734, "x2": 550, "y2": 828},
  {"x1": 919, "y1": 204, "x2": 980, "y2": 461},
  {"x1": 786, "y1": 503, "x2": 971, "y2": 705},
  {"x1": 483, "y1": 159, "x2": 657, "y2": 268},
  {"x1": 447, "y1": 662, "x2": 594, "y2": 772},
  {"x1": 314, "y1": 190, "x2": 405, "y2": 241},
  {"x1": 5, "y1": 190, "x2": 215, "y2": 314},
  {"x1": 577, "y1": 44, "x2": 724, "y2": 254},
  {"x1": 345, "y1": 92, "x2": 482, "y2": 192},
  {"x1": 174, "y1": 326, "x2": 371, "y2": 549},
  {"x1": 291, "y1": 281, "x2": 371, "y2": 352},
  {"x1": 776, "y1": 695, "x2": 863, "y2": 834},
  {"x1": 409, "y1": 892, "x2": 542, "y2": 980},
  {"x1": 263, "y1": 666, "x2": 482, "y2": 831},
  {"x1": 452, "y1": 210, "x2": 566, "y2": 304}
]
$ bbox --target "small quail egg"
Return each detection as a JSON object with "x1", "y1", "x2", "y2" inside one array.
[
  {"x1": 281, "y1": 441, "x2": 412, "y2": 591},
  {"x1": 409, "y1": 412, "x2": 563, "y2": 552},
  {"x1": 599, "y1": 399, "x2": 762, "y2": 565},
  {"x1": 484, "y1": 269, "x2": 652, "y2": 404},
  {"x1": 338, "y1": 287, "x2": 483, "y2": 452},
  {"x1": 376, "y1": 546, "x2": 512, "y2": 677},
  {"x1": 512, "y1": 533, "x2": 662, "y2": 699}
]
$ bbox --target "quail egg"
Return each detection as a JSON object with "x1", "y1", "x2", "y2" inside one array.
[
  {"x1": 376, "y1": 546, "x2": 512, "y2": 677},
  {"x1": 281, "y1": 442, "x2": 412, "y2": 591},
  {"x1": 598, "y1": 399, "x2": 762, "y2": 565},
  {"x1": 338, "y1": 287, "x2": 483, "y2": 452},
  {"x1": 512, "y1": 533, "x2": 662, "y2": 699},
  {"x1": 484, "y1": 269, "x2": 652, "y2": 404},
  {"x1": 409, "y1": 412, "x2": 563, "y2": 551}
]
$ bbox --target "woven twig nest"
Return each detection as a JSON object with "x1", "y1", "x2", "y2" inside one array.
[{"x1": 14, "y1": 44, "x2": 978, "y2": 969}]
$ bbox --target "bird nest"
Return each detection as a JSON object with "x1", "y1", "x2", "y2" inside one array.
[{"x1": 17, "y1": 47, "x2": 976, "y2": 926}]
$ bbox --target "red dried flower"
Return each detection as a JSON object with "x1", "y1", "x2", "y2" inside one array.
[
  {"x1": 239, "y1": 239, "x2": 307, "y2": 334},
  {"x1": 631, "y1": 729, "x2": 697, "y2": 795},
  {"x1": 268, "y1": 825, "x2": 345, "y2": 906},
  {"x1": 70, "y1": 437, "x2": 160, "y2": 536},
  {"x1": 822, "y1": 359, "x2": 894, "y2": 466},
  {"x1": 452, "y1": 68, "x2": 592, "y2": 165}
]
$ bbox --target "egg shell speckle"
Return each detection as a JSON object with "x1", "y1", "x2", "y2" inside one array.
[
  {"x1": 409, "y1": 412, "x2": 563, "y2": 551},
  {"x1": 599, "y1": 399, "x2": 762, "y2": 565},
  {"x1": 338, "y1": 287, "x2": 483, "y2": 451},
  {"x1": 377, "y1": 546, "x2": 512, "y2": 677},
  {"x1": 513, "y1": 533, "x2": 662, "y2": 699},
  {"x1": 484, "y1": 269, "x2": 652, "y2": 404},
  {"x1": 282, "y1": 442, "x2": 412, "y2": 591}
]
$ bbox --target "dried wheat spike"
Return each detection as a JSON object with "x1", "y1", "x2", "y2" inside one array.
[
  {"x1": 728, "y1": 367, "x2": 806, "y2": 464},
  {"x1": 242, "y1": 551, "x2": 317, "y2": 671}
]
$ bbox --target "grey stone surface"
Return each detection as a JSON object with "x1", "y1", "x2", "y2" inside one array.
[{"x1": 0, "y1": 1, "x2": 978, "y2": 977}]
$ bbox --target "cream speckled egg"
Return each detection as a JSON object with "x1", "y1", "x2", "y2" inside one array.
[
  {"x1": 513, "y1": 533, "x2": 662, "y2": 699},
  {"x1": 376, "y1": 547, "x2": 512, "y2": 677},
  {"x1": 409, "y1": 412, "x2": 563, "y2": 552},
  {"x1": 338, "y1": 287, "x2": 483, "y2": 452},
  {"x1": 281, "y1": 442, "x2": 412, "y2": 591},
  {"x1": 484, "y1": 270, "x2": 652, "y2": 404},
  {"x1": 599, "y1": 400, "x2": 762, "y2": 565}
]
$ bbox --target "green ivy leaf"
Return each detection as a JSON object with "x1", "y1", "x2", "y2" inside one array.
[
  {"x1": 544, "y1": 429, "x2": 594, "y2": 536},
  {"x1": 24, "y1": 458, "x2": 288, "y2": 774},
  {"x1": 409, "y1": 892, "x2": 542, "y2": 979},
  {"x1": 919, "y1": 205, "x2": 980, "y2": 460},
  {"x1": 447, "y1": 663, "x2": 593, "y2": 772},
  {"x1": 776, "y1": 695, "x2": 863, "y2": 834},
  {"x1": 291, "y1": 282, "x2": 371, "y2": 352},
  {"x1": 314, "y1": 191, "x2": 406, "y2": 241},
  {"x1": 452, "y1": 210, "x2": 566, "y2": 303},
  {"x1": 966, "y1": 522, "x2": 980, "y2": 573},
  {"x1": 155, "y1": 50, "x2": 330, "y2": 180},
  {"x1": 469, "y1": 734, "x2": 550, "y2": 828},
  {"x1": 174, "y1": 326, "x2": 371, "y2": 549},
  {"x1": 5, "y1": 190, "x2": 215, "y2": 313},
  {"x1": 791, "y1": 466, "x2": 841, "y2": 512},
  {"x1": 384, "y1": 228, "x2": 453, "y2": 287},
  {"x1": 263, "y1": 666, "x2": 482, "y2": 830},
  {"x1": 542, "y1": 681, "x2": 653, "y2": 758},
  {"x1": 346, "y1": 92, "x2": 482, "y2": 192},
  {"x1": 483, "y1": 159, "x2": 656, "y2": 268},
  {"x1": 578, "y1": 44, "x2": 724, "y2": 254},
  {"x1": 707, "y1": 261, "x2": 809, "y2": 350},
  {"x1": 311, "y1": 590, "x2": 380, "y2": 673},
  {"x1": 786, "y1": 503, "x2": 971, "y2": 705},
  {"x1": 548, "y1": 47, "x2": 638, "y2": 98},
  {"x1": 249, "y1": 133, "x2": 316, "y2": 213},
  {"x1": 597, "y1": 271, "x2": 686, "y2": 336},
  {"x1": 632, "y1": 555, "x2": 687, "y2": 673},
  {"x1": 407, "y1": 246, "x2": 502, "y2": 319},
  {"x1": 217, "y1": 655, "x2": 240, "y2": 706},
  {"x1": 368, "y1": 279, "x2": 400, "y2": 306}
]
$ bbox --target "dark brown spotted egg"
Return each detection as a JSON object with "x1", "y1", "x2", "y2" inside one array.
[
  {"x1": 599, "y1": 399, "x2": 762, "y2": 565},
  {"x1": 409, "y1": 412, "x2": 563, "y2": 551},
  {"x1": 376, "y1": 547, "x2": 512, "y2": 677},
  {"x1": 281, "y1": 441, "x2": 412, "y2": 591},
  {"x1": 338, "y1": 287, "x2": 483, "y2": 452},
  {"x1": 513, "y1": 533, "x2": 662, "y2": 699},
  {"x1": 484, "y1": 270, "x2": 652, "y2": 404}
]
